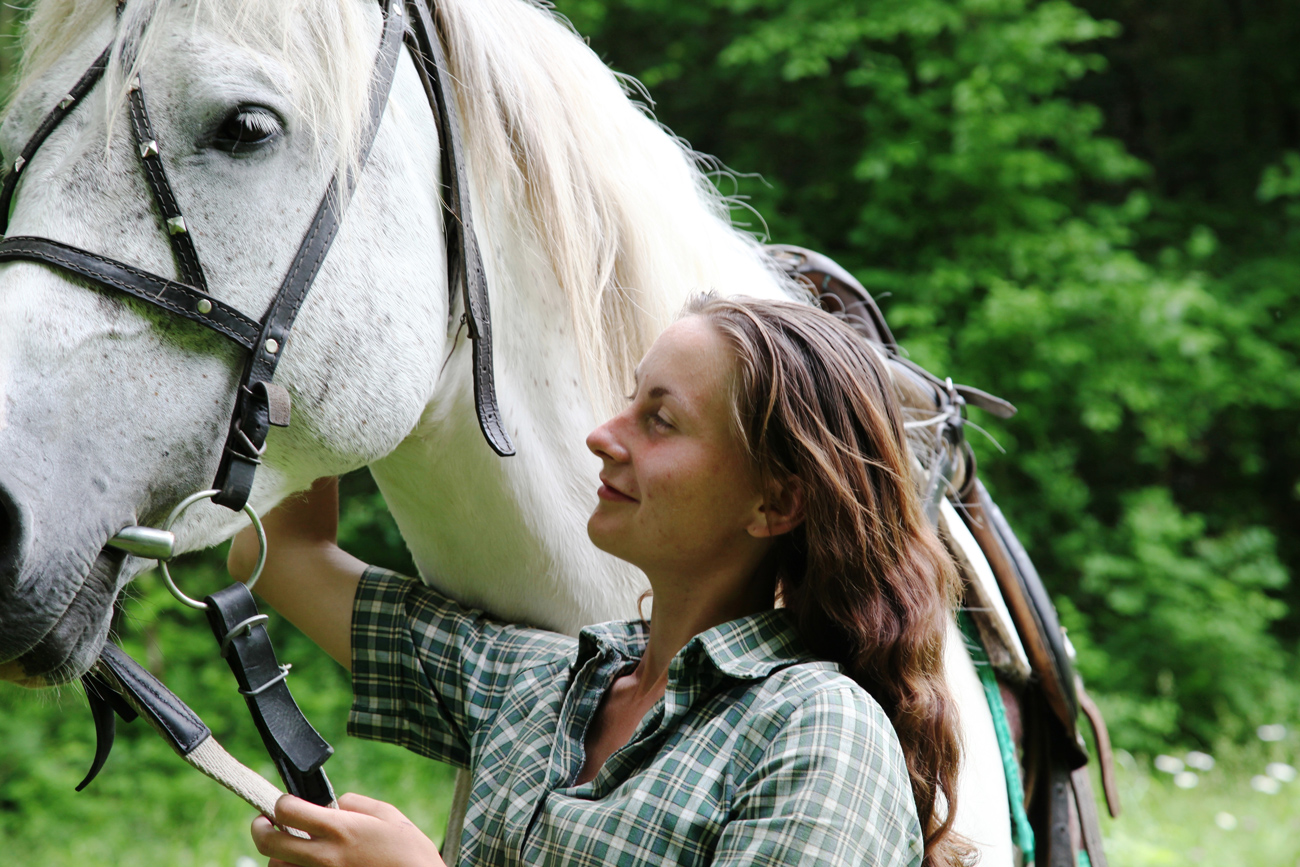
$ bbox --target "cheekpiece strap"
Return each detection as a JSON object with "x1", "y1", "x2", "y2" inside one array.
[
  {"x1": 405, "y1": 0, "x2": 515, "y2": 457},
  {"x1": 0, "y1": 43, "x2": 113, "y2": 234},
  {"x1": 210, "y1": 0, "x2": 406, "y2": 510}
]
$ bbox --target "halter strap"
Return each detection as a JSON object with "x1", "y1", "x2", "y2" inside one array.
[
  {"x1": 0, "y1": 0, "x2": 513, "y2": 513},
  {"x1": 126, "y1": 79, "x2": 209, "y2": 292},
  {"x1": 0, "y1": 43, "x2": 113, "y2": 234},
  {"x1": 210, "y1": 0, "x2": 407, "y2": 509}
]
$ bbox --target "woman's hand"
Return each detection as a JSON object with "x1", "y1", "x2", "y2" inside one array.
[
  {"x1": 227, "y1": 476, "x2": 367, "y2": 669},
  {"x1": 252, "y1": 793, "x2": 447, "y2": 867}
]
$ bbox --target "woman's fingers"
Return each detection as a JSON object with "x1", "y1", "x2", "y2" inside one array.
[
  {"x1": 251, "y1": 813, "x2": 321, "y2": 867},
  {"x1": 273, "y1": 794, "x2": 344, "y2": 839},
  {"x1": 250, "y1": 793, "x2": 447, "y2": 867},
  {"x1": 337, "y1": 791, "x2": 405, "y2": 821}
]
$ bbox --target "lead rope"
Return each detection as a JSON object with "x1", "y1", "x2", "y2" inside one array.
[{"x1": 84, "y1": 645, "x2": 314, "y2": 837}]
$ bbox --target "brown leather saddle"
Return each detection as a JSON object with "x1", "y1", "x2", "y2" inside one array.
[{"x1": 768, "y1": 244, "x2": 1120, "y2": 867}]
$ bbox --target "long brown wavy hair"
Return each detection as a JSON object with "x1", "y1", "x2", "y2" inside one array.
[{"x1": 685, "y1": 294, "x2": 970, "y2": 867}]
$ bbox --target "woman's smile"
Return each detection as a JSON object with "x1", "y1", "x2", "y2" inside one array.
[{"x1": 598, "y1": 478, "x2": 637, "y2": 502}]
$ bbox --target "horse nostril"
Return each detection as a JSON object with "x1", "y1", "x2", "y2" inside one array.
[{"x1": 0, "y1": 482, "x2": 25, "y2": 585}]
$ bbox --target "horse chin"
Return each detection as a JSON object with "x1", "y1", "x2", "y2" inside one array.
[{"x1": 2, "y1": 547, "x2": 127, "y2": 687}]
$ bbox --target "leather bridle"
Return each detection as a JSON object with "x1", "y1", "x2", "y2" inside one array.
[
  {"x1": 0, "y1": 0, "x2": 514, "y2": 515},
  {"x1": 3, "y1": 0, "x2": 515, "y2": 814}
]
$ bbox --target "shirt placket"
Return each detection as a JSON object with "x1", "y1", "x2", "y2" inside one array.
[
  {"x1": 519, "y1": 642, "x2": 631, "y2": 857},
  {"x1": 587, "y1": 642, "x2": 713, "y2": 795}
]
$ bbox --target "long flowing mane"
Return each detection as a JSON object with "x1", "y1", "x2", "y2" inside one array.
[{"x1": 13, "y1": 0, "x2": 788, "y2": 411}]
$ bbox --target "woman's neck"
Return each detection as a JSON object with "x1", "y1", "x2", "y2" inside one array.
[{"x1": 629, "y1": 557, "x2": 778, "y2": 699}]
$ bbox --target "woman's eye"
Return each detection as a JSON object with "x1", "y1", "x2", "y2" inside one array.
[
  {"x1": 210, "y1": 106, "x2": 283, "y2": 154},
  {"x1": 649, "y1": 412, "x2": 673, "y2": 431}
]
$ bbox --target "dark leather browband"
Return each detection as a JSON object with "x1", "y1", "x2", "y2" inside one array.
[{"x1": 0, "y1": 0, "x2": 514, "y2": 514}]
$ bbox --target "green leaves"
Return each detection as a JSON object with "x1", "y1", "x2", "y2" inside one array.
[{"x1": 559, "y1": 0, "x2": 1298, "y2": 747}]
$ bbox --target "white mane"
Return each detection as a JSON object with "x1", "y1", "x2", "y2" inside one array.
[{"x1": 14, "y1": 0, "x2": 788, "y2": 412}]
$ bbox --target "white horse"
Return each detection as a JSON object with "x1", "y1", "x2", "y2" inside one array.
[{"x1": 0, "y1": 0, "x2": 1015, "y2": 862}]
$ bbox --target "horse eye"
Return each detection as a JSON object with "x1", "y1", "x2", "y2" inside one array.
[{"x1": 209, "y1": 106, "x2": 283, "y2": 154}]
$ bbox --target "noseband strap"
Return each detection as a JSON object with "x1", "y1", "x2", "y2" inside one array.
[{"x1": 0, "y1": 0, "x2": 515, "y2": 513}]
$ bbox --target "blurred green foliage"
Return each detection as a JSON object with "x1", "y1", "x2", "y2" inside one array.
[
  {"x1": 553, "y1": 0, "x2": 1300, "y2": 752},
  {"x1": 1, "y1": 0, "x2": 1298, "y2": 858}
]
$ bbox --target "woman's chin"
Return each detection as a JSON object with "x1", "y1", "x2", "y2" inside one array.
[{"x1": 586, "y1": 516, "x2": 628, "y2": 561}]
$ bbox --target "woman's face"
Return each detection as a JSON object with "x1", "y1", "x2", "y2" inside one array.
[{"x1": 585, "y1": 316, "x2": 767, "y2": 579}]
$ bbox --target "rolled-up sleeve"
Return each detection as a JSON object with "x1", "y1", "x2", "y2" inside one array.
[
  {"x1": 713, "y1": 687, "x2": 924, "y2": 866},
  {"x1": 348, "y1": 567, "x2": 576, "y2": 768}
]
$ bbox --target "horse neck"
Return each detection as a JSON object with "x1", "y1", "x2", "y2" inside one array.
[{"x1": 368, "y1": 222, "x2": 649, "y2": 636}]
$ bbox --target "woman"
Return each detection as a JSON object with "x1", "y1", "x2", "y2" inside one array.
[{"x1": 230, "y1": 295, "x2": 968, "y2": 867}]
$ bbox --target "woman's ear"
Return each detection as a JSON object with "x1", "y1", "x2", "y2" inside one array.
[{"x1": 748, "y1": 476, "x2": 805, "y2": 538}]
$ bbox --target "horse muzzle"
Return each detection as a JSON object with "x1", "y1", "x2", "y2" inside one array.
[{"x1": 0, "y1": 474, "x2": 135, "y2": 685}]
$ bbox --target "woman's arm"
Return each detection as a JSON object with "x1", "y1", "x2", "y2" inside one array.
[{"x1": 227, "y1": 476, "x2": 364, "y2": 670}]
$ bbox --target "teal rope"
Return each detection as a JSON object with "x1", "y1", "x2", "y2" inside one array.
[{"x1": 957, "y1": 611, "x2": 1036, "y2": 861}]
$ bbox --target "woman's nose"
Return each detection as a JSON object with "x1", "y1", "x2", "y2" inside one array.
[{"x1": 586, "y1": 414, "x2": 630, "y2": 462}]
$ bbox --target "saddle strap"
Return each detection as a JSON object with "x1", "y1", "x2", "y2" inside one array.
[
  {"x1": 1070, "y1": 766, "x2": 1110, "y2": 867},
  {"x1": 204, "y1": 583, "x2": 336, "y2": 806},
  {"x1": 1078, "y1": 684, "x2": 1121, "y2": 818},
  {"x1": 961, "y1": 481, "x2": 1084, "y2": 762}
]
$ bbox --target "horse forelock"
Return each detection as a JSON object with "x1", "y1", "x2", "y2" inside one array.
[
  {"x1": 14, "y1": 0, "x2": 783, "y2": 418},
  {"x1": 439, "y1": 0, "x2": 786, "y2": 414}
]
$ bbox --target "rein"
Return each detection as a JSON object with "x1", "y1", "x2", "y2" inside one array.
[{"x1": 1, "y1": 0, "x2": 514, "y2": 818}]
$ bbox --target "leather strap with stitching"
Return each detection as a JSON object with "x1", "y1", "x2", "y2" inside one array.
[
  {"x1": 125, "y1": 81, "x2": 209, "y2": 292},
  {"x1": 0, "y1": 235, "x2": 259, "y2": 348},
  {"x1": 405, "y1": 0, "x2": 515, "y2": 457},
  {"x1": 204, "y1": 583, "x2": 335, "y2": 806},
  {"x1": 208, "y1": 0, "x2": 407, "y2": 510},
  {"x1": 0, "y1": 44, "x2": 113, "y2": 234}
]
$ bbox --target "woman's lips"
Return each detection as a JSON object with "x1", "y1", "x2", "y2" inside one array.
[{"x1": 598, "y1": 482, "x2": 637, "y2": 503}]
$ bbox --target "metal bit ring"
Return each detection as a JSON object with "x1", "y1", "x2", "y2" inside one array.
[{"x1": 158, "y1": 489, "x2": 267, "y2": 610}]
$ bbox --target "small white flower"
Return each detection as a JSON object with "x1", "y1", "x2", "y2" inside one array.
[
  {"x1": 1154, "y1": 754, "x2": 1184, "y2": 774},
  {"x1": 1214, "y1": 812, "x2": 1237, "y2": 831},
  {"x1": 1257, "y1": 724, "x2": 1287, "y2": 742},
  {"x1": 1185, "y1": 750, "x2": 1215, "y2": 771},
  {"x1": 235, "y1": 858, "x2": 259, "y2": 867},
  {"x1": 1251, "y1": 775, "x2": 1282, "y2": 794},
  {"x1": 1174, "y1": 771, "x2": 1199, "y2": 789},
  {"x1": 1266, "y1": 762, "x2": 1297, "y2": 782}
]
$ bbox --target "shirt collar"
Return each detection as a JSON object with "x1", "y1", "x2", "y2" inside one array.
[{"x1": 576, "y1": 608, "x2": 818, "y2": 680}]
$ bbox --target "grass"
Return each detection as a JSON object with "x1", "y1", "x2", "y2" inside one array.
[{"x1": 1098, "y1": 741, "x2": 1300, "y2": 866}]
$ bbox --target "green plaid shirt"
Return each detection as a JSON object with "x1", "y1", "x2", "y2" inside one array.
[{"x1": 348, "y1": 568, "x2": 922, "y2": 866}]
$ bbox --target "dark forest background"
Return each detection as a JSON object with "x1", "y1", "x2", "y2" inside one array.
[
  {"x1": 542, "y1": 0, "x2": 1300, "y2": 751},
  {"x1": 1, "y1": 3, "x2": 1298, "y2": 857}
]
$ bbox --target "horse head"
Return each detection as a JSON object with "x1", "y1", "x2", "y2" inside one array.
[{"x1": 0, "y1": 0, "x2": 452, "y2": 684}]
